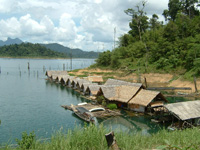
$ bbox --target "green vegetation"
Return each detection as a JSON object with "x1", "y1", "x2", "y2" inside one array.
[
  {"x1": 15, "y1": 131, "x2": 35, "y2": 149},
  {"x1": 68, "y1": 73, "x2": 76, "y2": 76},
  {"x1": 70, "y1": 69, "x2": 81, "y2": 72},
  {"x1": 0, "y1": 43, "x2": 68, "y2": 58},
  {"x1": 77, "y1": 75, "x2": 88, "y2": 78},
  {"x1": 107, "y1": 103, "x2": 117, "y2": 110},
  {"x1": 1, "y1": 124, "x2": 200, "y2": 150},
  {"x1": 95, "y1": 0, "x2": 200, "y2": 79},
  {"x1": 97, "y1": 95, "x2": 105, "y2": 104}
]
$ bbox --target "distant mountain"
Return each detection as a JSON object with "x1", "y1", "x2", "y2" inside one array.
[
  {"x1": 0, "y1": 37, "x2": 99, "y2": 58},
  {"x1": 0, "y1": 43, "x2": 68, "y2": 58},
  {"x1": 0, "y1": 37, "x2": 23, "y2": 46},
  {"x1": 41, "y1": 43, "x2": 99, "y2": 58}
]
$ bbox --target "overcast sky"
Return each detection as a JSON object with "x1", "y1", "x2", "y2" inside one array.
[{"x1": 0, "y1": 0, "x2": 169, "y2": 51}]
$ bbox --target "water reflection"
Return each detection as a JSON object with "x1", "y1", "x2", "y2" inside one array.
[{"x1": 98, "y1": 114, "x2": 162, "y2": 136}]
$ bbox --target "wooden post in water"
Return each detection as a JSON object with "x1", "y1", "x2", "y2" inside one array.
[
  {"x1": 0, "y1": 66, "x2": 1, "y2": 74},
  {"x1": 43, "y1": 66, "x2": 45, "y2": 73},
  {"x1": 28, "y1": 62, "x2": 30, "y2": 70}
]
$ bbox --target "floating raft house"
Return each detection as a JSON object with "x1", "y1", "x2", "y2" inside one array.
[
  {"x1": 45, "y1": 71, "x2": 168, "y2": 113},
  {"x1": 164, "y1": 100, "x2": 200, "y2": 127},
  {"x1": 128, "y1": 89, "x2": 167, "y2": 113}
]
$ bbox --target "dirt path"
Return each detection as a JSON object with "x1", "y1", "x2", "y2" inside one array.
[{"x1": 69, "y1": 68, "x2": 200, "y2": 93}]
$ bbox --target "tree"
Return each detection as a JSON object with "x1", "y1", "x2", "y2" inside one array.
[
  {"x1": 181, "y1": 0, "x2": 200, "y2": 18},
  {"x1": 96, "y1": 50, "x2": 111, "y2": 66},
  {"x1": 124, "y1": 1, "x2": 149, "y2": 41},
  {"x1": 118, "y1": 34, "x2": 134, "y2": 47},
  {"x1": 164, "y1": 0, "x2": 200, "y2": 21},
  {"x1": 162, "y1": 9, "x2": 169, "y2": 21},
  {"x1": 163, "y1": 21, "x2": 179, "y2": 41},
  {"x1": 149, "y1": 14, "x2": 162, "y2": 30},
  {"x1": 168, "y1": 0, "x2": 181, "y2": 21}
]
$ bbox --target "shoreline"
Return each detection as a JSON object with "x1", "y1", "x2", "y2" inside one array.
[
  {"x1": 0, "y1": 57, "x2": 96, "y2": 60},
  {"x1": 69, "y1": 68, "x2": 200, "y2": 95}
]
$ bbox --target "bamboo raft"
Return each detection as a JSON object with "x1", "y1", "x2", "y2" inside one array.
[{"x1": 61, "y1": 103, "x2": 121, "y2": 119}]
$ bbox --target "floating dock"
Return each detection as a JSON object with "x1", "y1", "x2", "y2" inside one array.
[{"x1": 61, "y1": 103, "x2": 121, "y2": 119}]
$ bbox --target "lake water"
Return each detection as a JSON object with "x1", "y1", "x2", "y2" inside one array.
[{"x1": 0, "y1": 58, "x2": 165, "y2": 144}]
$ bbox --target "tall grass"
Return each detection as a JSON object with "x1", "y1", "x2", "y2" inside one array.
[{"x1": 1, "y1": 124, "x2": 200, "y2": 150}]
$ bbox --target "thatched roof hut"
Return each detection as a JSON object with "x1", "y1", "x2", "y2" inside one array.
[
  {"x1": 128, "y1": 89, "x2": 167, "y2": 112},
  {"x1": 60, "y1": 76, "x2": 71, "y2": 85},
  {"x1": 76, "y1": 79, "x2": 92, "y2": 91},
  {"x1": 65, "y1": 76, "x2": 76, "y2": 87},
  {"x1": 52, "y1": 74, "x2": 58, "y2": 80},
  {"x1": 164, "y1": 100, "x2": 200, "y2": 121},
  {"x1": 104, "y1": 78, "x2": 144, "y2": 88},
  {"x1": 87, "y1": 76, "x2": 103, "y2": 83},
  {"x1": 129, "y1": 89, "x2": 167, "y2": 106},
  {"x1": 46, "y1": 70, "x2": 68, "y2": 79},
  {"x1": 56, "y1": 75, "x2": 69, "y2": 83},
  {"x1": 81, "y1": 83, "x2": 98, "y2": 93},
  {"x1": 99, "y1": 85, "x2": 141, "y2": 103},
  {"x1": 71, "y1": 78, "x2": 81, "y2": 88},
  {"x1": 45, "y1": 70, "x2": 57, "y2": 78},
  {"x1": 85, "y1": 85, "x2": 102, "y2": 96}
]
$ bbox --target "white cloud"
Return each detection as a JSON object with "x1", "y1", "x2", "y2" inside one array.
[
  {"x1": 0, "y1": 17, "x2": 21, "y2": 38},
  {"x1": 20, "y1": 14, "x2": 46, "y2": 36},
  {"x1": 0, "y1": 0, "x2": 169, "y2": 51}
]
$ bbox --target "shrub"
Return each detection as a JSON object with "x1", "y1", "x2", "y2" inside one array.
[
  {"x1": 107, "y1": 103, "x2": 117, "y2": 110},
  {"x1": 16, "y1": 131, "x2": 36, "y2": 149},
  {"x1": 97, "y1": 96, "x2": 105, "y2": 104}
]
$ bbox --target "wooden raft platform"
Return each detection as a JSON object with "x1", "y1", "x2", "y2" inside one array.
[{"x1": 61, "y1": 103, "x2": 121, "y2": 118}]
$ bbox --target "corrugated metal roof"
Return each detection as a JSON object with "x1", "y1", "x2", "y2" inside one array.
[
  {"x1": 128, "y1": 89, "x2": 161, "y2": 106},
  {"x1": 165, "y1": 100, "x2": 200, "y2": 121}
]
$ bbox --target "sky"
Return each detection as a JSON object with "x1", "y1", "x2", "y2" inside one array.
[{"x1": 0, "y1": 0, "x2": 169, "y2": 51}]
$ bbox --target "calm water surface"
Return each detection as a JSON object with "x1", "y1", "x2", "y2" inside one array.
[
  {"x1": 0, "y1": 58, "x2": 167, "y2": 144},
  {"x1": 0, "y1": 58, "x2": 94, "y2": 144}
]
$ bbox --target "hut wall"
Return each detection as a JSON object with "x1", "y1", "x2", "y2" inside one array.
[{"x1": 129, "y1": 104, "x2": 145, "y2": 112}]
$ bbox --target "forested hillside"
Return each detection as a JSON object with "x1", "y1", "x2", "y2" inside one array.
[
  {"x1": 41, "y1": 43, "x2": 99, "y2": 58},
  {"x1": 0, "y1": 43, "x2": 68, "y2": 58},
  {"x1": 95, "y1": 0, "x2": 200, "y2": 78}
]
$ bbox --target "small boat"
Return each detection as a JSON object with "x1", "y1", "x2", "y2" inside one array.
[
  {"x1": 89, "y1": 107, "x2": 105, "y2": 112},
  {"x1": 77, "y1": 102, "x2": 87, "y2": 106},
  {"x1": 72, "y1": 105, "x2": 96, "y2": 123},
  {"x1": 62, "y1": 103, "x2": 121, "y2": 123}
]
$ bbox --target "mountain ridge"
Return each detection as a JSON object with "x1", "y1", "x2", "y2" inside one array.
[
  {"x1": 0, "y1": 37, "x2": 23, "y2": 46},
  {"x1": 0, "y1": 37, "x2": 99, "y2": 58},
  {"x1": 41, "y1": 43, "x2": 99, "y2": 58}
]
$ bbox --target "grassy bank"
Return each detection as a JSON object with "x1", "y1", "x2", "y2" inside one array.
[{"x1": 1, "y1": 124, "x2": 200, "y2": 150}]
